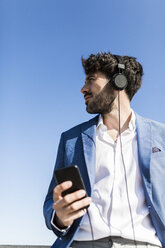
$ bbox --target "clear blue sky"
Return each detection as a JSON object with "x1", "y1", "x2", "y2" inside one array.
[{"x1": 0, "y1": 0, "x2": 165, "y2": 245}]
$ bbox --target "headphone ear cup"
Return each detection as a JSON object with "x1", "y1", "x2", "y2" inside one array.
[{"x1": 112, "y1": 73, "x2": 128, "y2": 90}]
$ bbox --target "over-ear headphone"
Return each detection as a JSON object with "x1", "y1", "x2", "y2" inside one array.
[{"x1": 111, "y1": 55, "x2": 128, "y2": 90}]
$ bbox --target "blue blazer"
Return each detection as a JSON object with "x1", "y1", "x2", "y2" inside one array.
[{"x1": 43, "y1": 113, "x2": 165, "y2": 248}]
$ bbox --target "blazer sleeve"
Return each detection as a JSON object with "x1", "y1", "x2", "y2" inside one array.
[{"x1": 43, "y1": 133, "x2": 70, "y2": 237}]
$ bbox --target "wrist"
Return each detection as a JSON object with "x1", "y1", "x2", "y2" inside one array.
[{"x1": 54, "y1": 214, "x2": 69, "y2": 229}]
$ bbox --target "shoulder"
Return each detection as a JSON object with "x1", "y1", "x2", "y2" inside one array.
[
  {"x1": 135, "y1": 113, "x2": 165, "y2": 145},
  {"x1": 135, "y1": 112, "x2": 165, "y2": 129},
  {"x1": 61, "y1": 115, "x2": 99, "y2": 140}
]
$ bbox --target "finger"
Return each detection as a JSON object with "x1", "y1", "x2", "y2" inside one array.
[
  {"x1": 53, "y1": 181, "x2": 72, "y2": 201},
  {"x1": 54, "y1": 189, "x2": 87, "y2": 210},
  {"x1": 66, "y1": 208, "x2": 87, "y2": 224},
  {"x1": 59, "y1": 190, "x2": 86, "y2": 207},
  {"x1": 63, "y1": 189, "x2": 87, "y2": 205},
  {"x1": 67, "y1": 196, "x2": 91, "y2": 213},
  {"x1": 59, "y1": 208, "x2": 87, "y2": 227},
  {"x1": 53, "y1": 198, "x2": 64, "y2": 211}
]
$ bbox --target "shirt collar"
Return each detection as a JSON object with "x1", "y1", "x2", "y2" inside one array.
[
  {"x1": 128, "y1": 110, "x2": 136, "y2": 131},
  {"x1": 97, "y1": 114, "x2": 104, "y2": 129},
  {"x1": 96, "y1": 109, "x2": 136, "y2": 131}
]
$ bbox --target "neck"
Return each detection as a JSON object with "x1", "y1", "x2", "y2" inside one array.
[{"x1": 102, "y1": 91, "x2": 132, "y2": 134}]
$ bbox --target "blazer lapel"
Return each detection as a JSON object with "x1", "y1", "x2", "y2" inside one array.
[
  {"x1": 135, "y1": 113, "x2": 152, "y2": 196},
  {"x1": 81, "y1": 116, "x2": 99, "y2": 193}
]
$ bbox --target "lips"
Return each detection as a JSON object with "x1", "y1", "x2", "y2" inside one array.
[{"x1": 84, "y1": 94, "x2": 92, "y2": 103}]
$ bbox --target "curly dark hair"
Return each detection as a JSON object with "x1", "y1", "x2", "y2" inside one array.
[{"x1": 81, "y1": 52, "x2": 143, "y2": 101}]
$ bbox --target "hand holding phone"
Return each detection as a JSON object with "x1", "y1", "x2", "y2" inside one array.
[{"x1": 53, "y1": 165, "x2": 91, "y2": 228}]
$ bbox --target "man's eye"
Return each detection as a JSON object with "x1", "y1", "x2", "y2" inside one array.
[
  {"x1": 88, "y1": 77, "x2": 95, "y2": 81},
  {"x1": 85, "y1": 76, "x2": 95, "y2": 85}
]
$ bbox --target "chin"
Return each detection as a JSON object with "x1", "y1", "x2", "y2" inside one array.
[{"x1": 86, "y1": 107, "x2": 99, "y2": 114}]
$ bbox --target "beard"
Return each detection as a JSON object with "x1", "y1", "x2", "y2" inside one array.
[{"x1": 85, "y1": 83, "x2": 116, "y2": 114}]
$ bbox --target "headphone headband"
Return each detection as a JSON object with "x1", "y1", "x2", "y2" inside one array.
[{"x1": 114, "y1": 55, "x2": 125, "y2": 70}]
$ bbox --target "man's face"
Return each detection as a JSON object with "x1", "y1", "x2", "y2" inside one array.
[{"x1": 81, "y1": 72, "x2": 116, "y2": 114}]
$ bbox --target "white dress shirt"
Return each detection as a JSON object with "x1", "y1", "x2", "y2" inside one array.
[{"x1": 74, "y1": 111, "x2": 161, "y2": 246}]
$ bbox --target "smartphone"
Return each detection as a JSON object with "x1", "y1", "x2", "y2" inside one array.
[{"x1": 54, "y1": 165, "x2": 87, "y2": 197}]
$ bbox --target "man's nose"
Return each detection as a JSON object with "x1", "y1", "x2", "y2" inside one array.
[{"x1": 81, "y1": 84, "x2": 89, "y2": 94}]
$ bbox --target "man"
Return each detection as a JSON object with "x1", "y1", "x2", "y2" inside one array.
[{"x1": 43, "y1": 52, "x2": 165, "y2": 248}]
